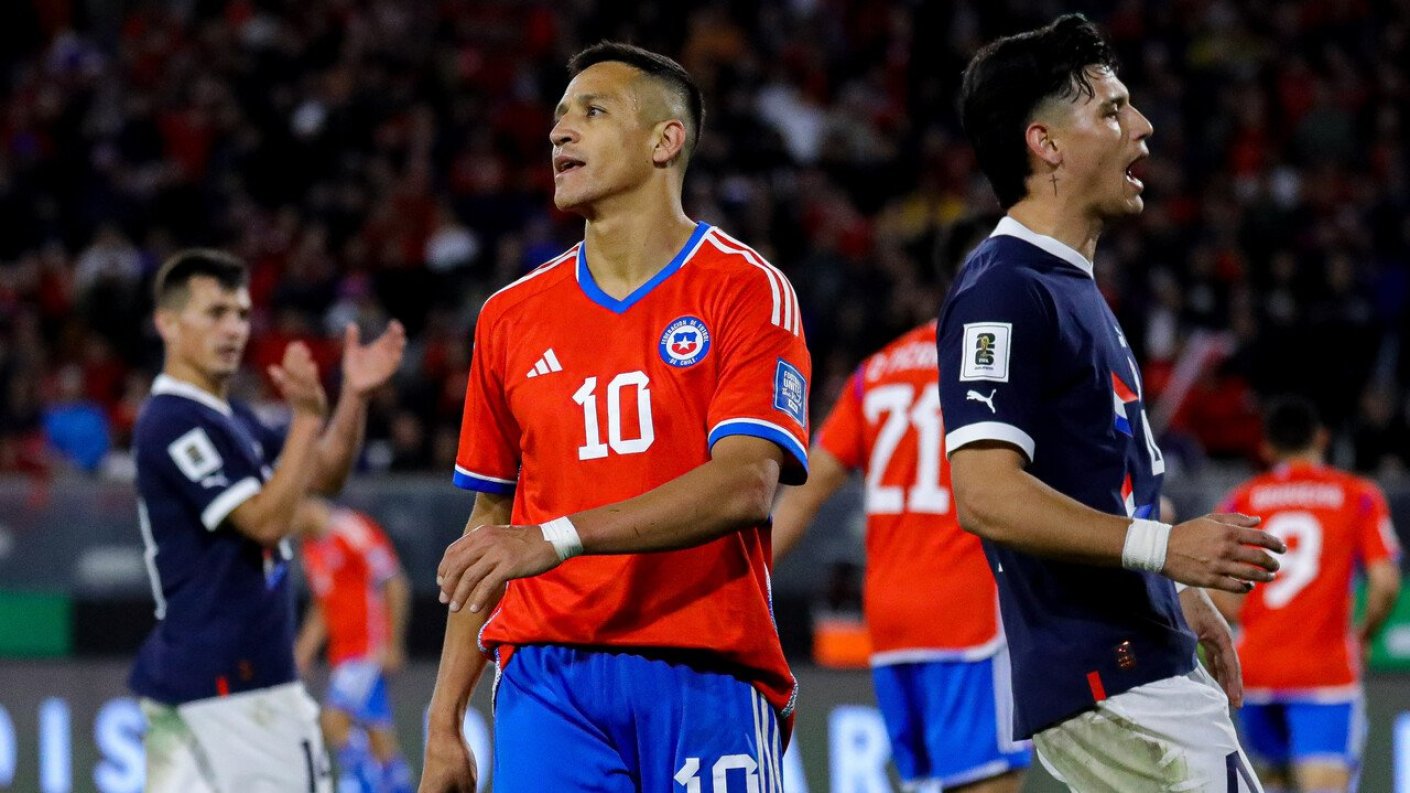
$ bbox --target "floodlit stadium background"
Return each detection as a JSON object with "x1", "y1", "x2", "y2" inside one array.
[{"x1": 2, "y1": 1, "x2": 1410, "y2": 790}]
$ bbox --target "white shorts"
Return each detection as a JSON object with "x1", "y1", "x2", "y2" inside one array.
[
  {"x1": 1033, "y1": 665, "x2": 1263, "y2": 793},
  {"x1": 141, "y1": 681, "x2": 332, "y2": 793}
]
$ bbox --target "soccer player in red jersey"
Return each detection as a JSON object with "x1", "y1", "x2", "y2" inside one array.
[
  {"x1": 295, "y1": 498, "x2": 413, "y2": 793},
  {"x1": 773, "y1": 321, "x2": 1030, "y2": 793},
  {"x1": 421, "y1": 43, "x2": 810, "y2": 792},
  {"x1": 1214, "y1": 397, "x2": 1401, "y2": 793}
]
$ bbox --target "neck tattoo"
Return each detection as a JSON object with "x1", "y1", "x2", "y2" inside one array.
[{"x1": 1049, "y1": 173, "x2": 1059, "y2": 195}]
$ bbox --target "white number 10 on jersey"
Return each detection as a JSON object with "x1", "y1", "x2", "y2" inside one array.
[{"x1": 573, "y1": 372, "x2": 655, "y2": 460}]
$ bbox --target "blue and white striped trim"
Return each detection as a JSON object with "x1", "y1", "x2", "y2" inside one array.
[
  {"x1": 945, "y1": 421, "x2": 1036, "y2": 463},
  {"x1": 452, "y1": 465, "x2": 516, "y2": 494},
  {"x1": 708, "y1": 418, "x2": 808, "y2": 474},
  {"x1": 200, "y1": 476, "x2": 261, "y2": 530},
  {"x1": 751, "y1": 687, "x2": 784, "y2": 793}
]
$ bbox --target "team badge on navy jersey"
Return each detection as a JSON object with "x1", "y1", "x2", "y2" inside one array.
[
  {"x1": 773, "y1": 359, "x2": 808, "y2": 427},
  {"x1": 659, "y1": 316, "x2": 711, "y2": 367}
]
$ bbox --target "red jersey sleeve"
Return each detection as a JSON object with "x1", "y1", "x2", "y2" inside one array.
[
  {"x1": 453, "y1": 300, "x2": 520, "y2": 494},
  {"x1": 814, "y1": 367, "x2": 866, "y2": 470},
  {"x1": 1357, "y1": 481, "x2": 1401, "y2": 565},
  {"x1": 705, "y1": 268, "x2": 812, "y2": 485}
]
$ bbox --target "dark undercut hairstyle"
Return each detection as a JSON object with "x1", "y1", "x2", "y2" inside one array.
[
  {"x1": 1263, "y1": 395, "x2": 1321, "y2": 454},
  {"x1": 959, "y1": 14, "x2": 1119, "y2": 209},
  {"x1": 153, "y1": 248, "x2": 248, "y2": 309},
  {"x1": 567, "y1": 41, "x2": 705, "y2": 161}
]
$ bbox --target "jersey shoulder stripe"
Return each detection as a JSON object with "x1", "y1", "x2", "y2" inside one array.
[{"x1": 703, "y1": 228, "x2": 803, "y2": 336}]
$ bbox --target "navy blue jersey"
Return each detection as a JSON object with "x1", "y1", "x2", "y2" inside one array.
[
  {"x1": 129, "y1": 374, "x2": 297, "y2": 704},
  {"x1": 937, "y1": 218, "x2": 1195, "y2": 738}
]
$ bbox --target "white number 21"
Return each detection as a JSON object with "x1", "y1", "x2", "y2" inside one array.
[{"x1": 862, "y1": 383, "x2": 950, "y2": 515}]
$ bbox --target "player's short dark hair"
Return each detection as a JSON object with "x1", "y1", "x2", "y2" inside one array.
[
  {"x1": 959, "y1": 14, "x2": 1119, "y2": 209},
  {"x1": 153, "y1": 248, "x2": 248, "y2": 309},
  {"x1": 1263, "y1": 395, "x2": 1321, "y2": 453},
  {"x1": 568, "y1": 41, "x2": 705, "y2": 160}
]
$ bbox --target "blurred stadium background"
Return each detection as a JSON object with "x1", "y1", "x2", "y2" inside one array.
[{"x1": 2, "y1": 0, "x2": 1410, "y2": 790}]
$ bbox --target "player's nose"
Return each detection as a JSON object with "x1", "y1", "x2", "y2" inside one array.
[{"x1": 549, "y1": 118, "x2": 577, "y2": 147}]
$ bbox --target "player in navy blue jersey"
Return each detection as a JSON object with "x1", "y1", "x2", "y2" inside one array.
[
  {"x1": 132, "y1": 249, "x2": 405, "y2": 793},
  {"x1": 938, "y1": 15, "x2": 1285, "y2": 791}
]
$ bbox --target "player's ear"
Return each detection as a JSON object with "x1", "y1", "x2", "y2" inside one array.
[
  {"x1": 1024, "y1": 121, "x2": 1062, "y2": 168},
  {"x1": 152, "y1": 307, "x2": 176, "y2": 343},
  {"x1": 651, "y1": 118, "x2": 688, "y2": 168}
]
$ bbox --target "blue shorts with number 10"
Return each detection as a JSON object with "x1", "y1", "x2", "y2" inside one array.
[
  {"x1": 872, "y1": 652, "x2": 1032, "y2": 790},
  {"x1": 494, "y1": 644, "x2": 786, "y2": 792}
]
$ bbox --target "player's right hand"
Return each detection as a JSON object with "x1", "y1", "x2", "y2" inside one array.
[
  {"x1": 419, "y1": 732, "x2": 477, "y2": 793},
  {"x1": 268, "y1": 341, "x2": 328, "y2": 418},
  {"x1": 1162, "y1": 513, "x2": 1285, "y2": 593}
]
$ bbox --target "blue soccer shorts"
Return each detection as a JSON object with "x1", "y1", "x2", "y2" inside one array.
[
  {"x1": 1239, "y1": 695, "x2": 1366, "y2": 768},
  {"x1": 871, "y1": 652, "x2": 1032, "y2": 789},
  {"x1": 326, "y1": 658, "x2": 394, "y2": 729},
  {"x1": 493, "y1": 644, "x2": 786, "y2": 792}
]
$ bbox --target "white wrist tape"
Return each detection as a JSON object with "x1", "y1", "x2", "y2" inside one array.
[
  {"x1": 1122, "y1": 518, "x2": 1172, "y2": 573},
  {"x1": 539, "y1": 517, "x2": 583, "y2": 562},
  {"x1": 1174, "y1": 582, "x2": 1189, "y2": 593}
]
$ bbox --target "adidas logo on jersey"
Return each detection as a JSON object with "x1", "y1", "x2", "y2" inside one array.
[{"x1": 526, "y1": 348, "x2": 563, "y2": 378}]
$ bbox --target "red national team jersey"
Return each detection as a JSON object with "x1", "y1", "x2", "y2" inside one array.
[
  {"x1": 1221, "y1": 462, "x2": 1401, "y2": 694},
  {"x1": 300, "y1": 508, "x2": 401, "y2": 666},
  {"x1": 454, "y1": 222, "x2": 811, "y2": 717},
  {"x1": 815, "y1": 322, "x2": 1001, "y2": 663}
]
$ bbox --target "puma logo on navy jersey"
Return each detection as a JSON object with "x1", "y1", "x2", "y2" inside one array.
[{"x1": 966, "y1": 388, "x2": 997, "y2": 414}]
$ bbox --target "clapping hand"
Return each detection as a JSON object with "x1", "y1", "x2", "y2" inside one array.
[{"x1": 341, "y1": 320, "x2": 407, "y2": 397}]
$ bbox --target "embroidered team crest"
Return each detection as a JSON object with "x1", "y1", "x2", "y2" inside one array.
[{"x1": 659, "y1": 316, "x2": 711, "y2": 367}]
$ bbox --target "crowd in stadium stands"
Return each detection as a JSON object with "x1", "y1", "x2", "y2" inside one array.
[{"x1": 1, "y1": 0, "x2": 1409, "y2": 478}]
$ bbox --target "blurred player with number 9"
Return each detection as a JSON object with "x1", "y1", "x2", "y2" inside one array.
[{"x1": 1214, "y1": 396, "x2": 1402, "y2": 793}]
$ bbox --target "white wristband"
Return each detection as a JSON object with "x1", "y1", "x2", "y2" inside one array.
[
  {"x1": 1122, "y1": 518, "x2": 1172, "y2": 573},
  {"x1": 540, "y1": 516, "x2": 583, "y2": 562}
]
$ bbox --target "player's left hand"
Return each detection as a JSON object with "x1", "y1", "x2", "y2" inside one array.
[
  {"x1": 436, "y1": 524, "x2": 561, "y2": 613},
  {"x1": 1179, "y1": 585, "x2": 1244, "y2": 707},
  {"x1": 341, "y1": 320, "x2": 407, "y2": 397}
]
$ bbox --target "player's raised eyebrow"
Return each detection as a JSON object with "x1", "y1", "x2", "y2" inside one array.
[{"x1": 553, "y1": 92, "x2": 619, "y2": 122}]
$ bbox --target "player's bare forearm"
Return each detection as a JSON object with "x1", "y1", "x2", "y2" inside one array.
[
  {"x1": 1361, "y1": 559, "x2": 1402, "y2": 642},
  {"x1": 382, "y1": 571, "x2": 412, "y2": 669},
  {"x1": 950, "y1": 442, "x2": 1284, "y2": 592},
  {"x1": 227, "y1": 414, "x2": 323, "y2": 545},
  {"x1": 308, "y1": 387, "x2": 369, "y2": 495},
  {"x1": 294, "y1": 603, "x2": 327, "y2": 673},
  {"x1": 310, "y1": 320, "x2": 407, "y2": 494},
  {"x1": 576, "y1": 434, "x2": 786, "y2": 553},
  {"x1": 426, "y1": 493, "x2": 510, "y2": 734},
  {"x1": 437, "y1": 435, "x2": 789, "y2": 613},
  {"x1": 951, "y1": 443, "x2": 1134, "y2": 562},
  {"x1": 772, "y1": 446, "x2": 850, "y2": 562}
]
